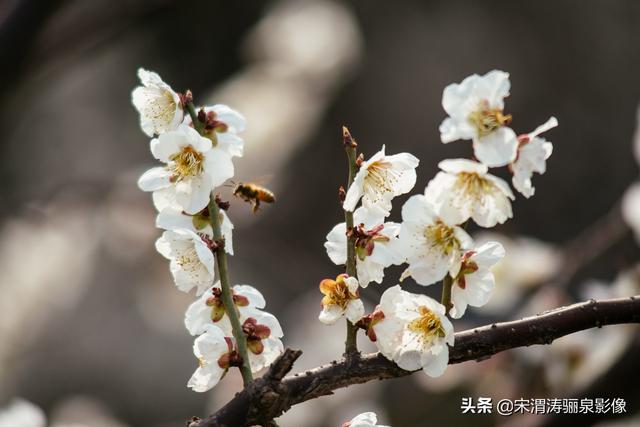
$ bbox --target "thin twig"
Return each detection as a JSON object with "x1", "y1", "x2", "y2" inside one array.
[
  {"x1": 208, "y1": 198, "x2": 253, "y2": 385},
  {"x1": 343, "y1": 126, "x2": 359, "y2": 355},
  {"x1": 186, "y1": 101, "x2": 253, "y2": 385}
]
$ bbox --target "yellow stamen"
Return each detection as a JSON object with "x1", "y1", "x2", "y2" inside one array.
[
  {"x1": 197, "y1": 356, "x2": 206, "y2": 368},
  {"x1": 320, "y1": 276, "x2": 357, "y2": 309},
  {"x1": 364, "y1": 160, "x2": 401, "y2": 202},
  {"x1": 408, "y1": 306, "x2": 446, "y2": 344},
  {"x1": 454, "y1": 172, "x2": 496, "y2": 200},
  {"x1": 468, "y1": 102, "x2": 512, "y2": 137},
  {"x1": 424, "y1": 221, "x2": 460, "y2": 256},
  {"x1": 170, "y1": 145, "x2": 204, "y2": 180}
]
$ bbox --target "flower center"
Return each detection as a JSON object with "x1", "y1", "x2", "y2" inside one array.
[
  {"x1": 364, "y1": 160, "x2": 399, "y2": 201},
  {"x1": 176, "y1": 246, "x2": 200, "y2": 271},
  {"x1": 408, "y1": 305, "x2": 446, "y2": 344},
  {"x1": 146, "y1": 89, "x2": 177, "y2": 126},
  {"x1": 454, "y1": 172, "x2": 496, "y2": 200},
  {"x1": 424, "y1": 221, "x2": 460, "y2": 256},
  {"x1": 169, "y1": 145, "x2": 204, "y2": 181},
  {"x1": 468, "y1": 101, "x2": 512, "y2": 137},
  {"x1": 320, "y1": 276, "x2": 357, "y2": 309}
]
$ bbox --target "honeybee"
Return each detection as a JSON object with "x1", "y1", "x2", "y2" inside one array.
[{"x1": 233, "y1": 182, "x2": 276, "y2": 213}]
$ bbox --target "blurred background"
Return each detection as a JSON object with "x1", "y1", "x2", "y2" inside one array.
[{"x1": 1, "y1": 0, "x2": 639, "y2": 426}]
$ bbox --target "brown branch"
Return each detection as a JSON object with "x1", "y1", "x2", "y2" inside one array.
[{"x1": 190, "y1": 296, "x2": 640, "y2": 427}]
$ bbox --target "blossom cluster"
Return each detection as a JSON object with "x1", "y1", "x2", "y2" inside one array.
[
  {"x1": 321, "y1": 70, "x2": 557, "y2": 378},
  {"x1": 132, "y1": 68, "x2": 283, "y2": 392}
]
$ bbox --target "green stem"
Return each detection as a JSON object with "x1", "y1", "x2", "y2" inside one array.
[
  {"x1": 209, "y1": 198, "x2": 254, "y2": 385},
  {"x1": 185, "y1": 101, "x2": 205, "y2": 134},
  {"x1": 344, "y1": 141, "x2": 359, "y2": 354},
  {"x1": 441, "y1": 274, "x2": 453, "y2": 314}
]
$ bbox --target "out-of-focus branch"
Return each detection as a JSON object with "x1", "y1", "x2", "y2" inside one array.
[
  {"x1": 189, "y1": 296, "x2": 640, "y2": 427},
  {"x1": 551, "y1": 201, "x2": 629, "y2": 290}
]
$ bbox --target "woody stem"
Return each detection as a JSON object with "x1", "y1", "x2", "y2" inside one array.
[{"x1": 344, "y1": 142, "x2": 359, "y2": 354}]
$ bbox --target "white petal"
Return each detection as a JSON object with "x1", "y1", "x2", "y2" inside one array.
[
  {"x1": 319, "y1": 305, "x2": 345, "y2": 325},
  {"x1": 353, "y1": 206, "x2": 386, "y2": 228},
  {"x1": 217, "y1": 132, "x2": 245, "y2": 158},
  {"x1": 441, "y1": 73, "x2": 480, "y2": 117},
  {"x1": 249, "y1": 337, "x2": 283, "y2": 372},
  {"x1": 463, "y1": 270, "x2": 495, "y2": 307},
  {"x1": 220, "y1": 210, "x2": 234, "y2": 255},
  {"x1": 155, "y1": 234, "x2": 172, "y2": 259},
  {"x1": 439, "y1": 117, "x2": 476, "y2": 143},
  {"x1": 345, "y1": 299, "x2": 365, "y2": 323},
  {"x1": 194, "y1": 236, "x2": 215, "y2": 276},
  {"x1": 528, "y1": 116, "x2": 558, "y2": 140},
  {"x1": 472, "y1": 241, "x2": 505, "y2": 267},
  {"x1": 395, "y1": 346, "x2": 423, "y2": 371},
  {"x1": 349, "y1": 412, "x2": 378, "y2": 426},
  {"x1": 233, "y1": 284, "x2": 266, "y2": 309},
  {"x1": 210, "y1": 104, "x2": 247, "y2": 133},
  {"x1": 175, "y1": 175, "x2": 213, "y2": 215},
  {"x1": 449, "y1": 285, "x2": 469, "y2": 319},
  {"x1": 473, "y1": 70, "x2": 510, "y2": 110},
  {"x1": 473, "y1": 127, "x2": 518, "y2": 167},
  {"x1": 324, "y1": 222, "x2": 348, "y2": 265},
  {"x1": 438, "y1": 158, "x2": 487, "y2": 175},
  {"x1": 401, "y1": 194, "x2": 437, "y2": 225},
  {"x1": 512, "y1": 138, "x2": 553, "y2": 198},
  {"x1": 420, "y1": 344, "x2": 449, "y2": 377},
  {"x1": 405, "y1": 254, "x2": 451, "y2": 286},
  {"x1": 204, "y1": 149, "x2": 234, "y2": 188},
  {"x1": 343, "y1": 172, "x2": 365, "y2": 212},
  {"x1": 138, "y1": 167, "x2": 172, "y2": 192}
]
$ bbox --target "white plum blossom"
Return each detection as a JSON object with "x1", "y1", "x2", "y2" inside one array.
[
  {"x1": 156, "y1": 205, "x2": 235, "y2": 255},
  {"x1": 425, "y1": 158, "x2": 514, "y2": 228},
  {"x1": 622, "y1": 182, "x2": 640, "y2": 243},
  {"x1": 242, "y1": 311, "x2": 285, "y2": 372},
  {"x1": 511, "y1": 117, "x2": 557, "y2": 198},
  {"x1": 137, "y1": 124, "x2": 235, "y2": 214},
  {"x1": 0, "y1": 399, "x2": 46, "y2": 427},
  {"x1": 131, "y1": 68, "x2": 183, "y2": 137},
  {"x1": 188, "y1": 325, "x2": 233, "y2": 392},
  {"x1": 318, "y1": 274, "x2": 364, "y2": 325},
  {"x1": 343, "y1": 412, "x2": 390, "y2": 427},
  {"x1": 398, "y1": 194, "x2": 473, "y2": 286},
  {"x1": 343, "y1": 146, "x2": 419, "y2": 217},
  {"x1": 324, "y1": 207, "x2": 403, "y2": 287},
  {"x1": 183, "y1": 104, "x2": 246, "y2": 159},
  {"x1": 155, "y1": 228, "x2": 214, "y2": 296},
  {"x1": 439, "y1": 70, "x2": 517, "y2": 167},
  {"x1": 449, "y1": 242, "x2": 505, "y2": 319},
  {"x1": 373, "y1": 285, "x2": 454, "y2": 378},
  {"x1": 185, "y1": 282, "x2": 265, "y2": 335}
]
